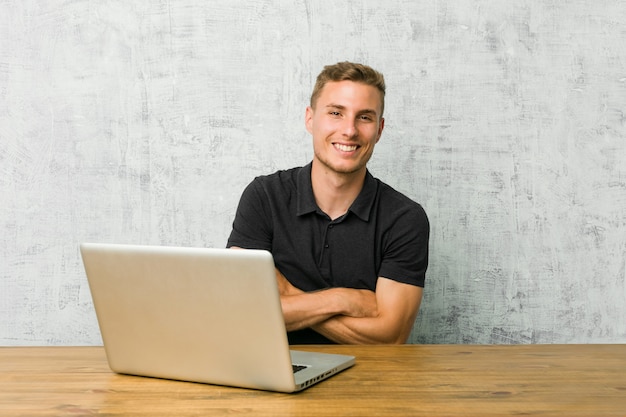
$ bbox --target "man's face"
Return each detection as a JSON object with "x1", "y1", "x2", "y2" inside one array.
[{"x1": 306, "y1": 80, "x2": 385, "y2": 177}]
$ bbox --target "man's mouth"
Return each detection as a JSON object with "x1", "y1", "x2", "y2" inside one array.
[{"x1": 333, "y1": 143, "x2": 358, "y2": 152}]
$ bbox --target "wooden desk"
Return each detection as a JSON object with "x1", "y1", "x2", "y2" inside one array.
[{"x1": 1, "y1": 344, "x2": 625, "y2": 416}]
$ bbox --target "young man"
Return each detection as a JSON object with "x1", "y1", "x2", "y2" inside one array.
[{"x1": 227, "y1": 62, "x2": 429, "y2": 344}]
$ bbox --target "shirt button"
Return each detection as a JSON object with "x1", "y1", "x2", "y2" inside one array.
[
  {"x1": 324, "y1": 244, "x2": 329, "y2": 248},
  {"x1": 328, "y1": 225, "x2": 334, "y2": 229}
]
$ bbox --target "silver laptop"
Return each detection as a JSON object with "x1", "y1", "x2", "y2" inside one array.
[{"x1": 80, "y1": 243, "x2": 355, "y2": 392}]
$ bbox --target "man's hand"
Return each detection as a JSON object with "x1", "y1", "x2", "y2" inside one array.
[{"x1": 331, "y1": 287, "x2": 378, "y2": 318}]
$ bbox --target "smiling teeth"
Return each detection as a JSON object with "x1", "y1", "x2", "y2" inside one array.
[{"x1": 335, "y1": 144, "x2": 357, "y2": 152}]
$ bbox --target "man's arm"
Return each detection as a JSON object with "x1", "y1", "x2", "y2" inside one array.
[
  {"x1": 312, "y1": 277, "x2": 422, "y2": 344},
  {"x1": 277, "y1": 270, "x2": 422, "y2": 344},
  {"x1": 276, "y1": 269, "x2": 378, "y2": 332}
]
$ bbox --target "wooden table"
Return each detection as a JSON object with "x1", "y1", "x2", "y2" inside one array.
[{"x1": 1, "y1": 344, "x2": 625, "y2": 416}]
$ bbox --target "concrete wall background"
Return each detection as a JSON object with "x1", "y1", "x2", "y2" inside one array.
[{"x1": 1, "y1": 0, "x2": 625, "y2": 345}]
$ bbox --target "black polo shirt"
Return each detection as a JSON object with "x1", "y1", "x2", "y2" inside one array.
[{"x1": 227, "y1": 163, "x2": 429, "y2": 344}]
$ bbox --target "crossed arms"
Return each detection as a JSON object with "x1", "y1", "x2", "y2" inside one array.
[{"x1": 276, "y1": 269, "x2": 423, "y2": 344}]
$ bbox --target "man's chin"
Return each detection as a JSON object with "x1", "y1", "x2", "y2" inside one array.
[
  {"x1": 313, "y1": 154, "x2": 371, "y2": 176},
  {"x1": 320, "y1": 162, "x2": 365, "y2": 176}
]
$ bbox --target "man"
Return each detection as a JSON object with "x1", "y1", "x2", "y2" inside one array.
[{"x1": 227, "y1": 62, "x2": 429, "y2": 344}]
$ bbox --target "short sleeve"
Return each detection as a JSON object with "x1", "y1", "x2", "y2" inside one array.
[
  {"x1": 377, "y1": 203, "x2": 430, "y2": 287},
  {"x1": 226, "y1": 178, "x2": 273, "y2": 251}
]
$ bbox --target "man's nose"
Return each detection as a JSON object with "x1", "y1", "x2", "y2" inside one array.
[{"x1": 341, "y1": 118, "x2": 357, "y2": 138}]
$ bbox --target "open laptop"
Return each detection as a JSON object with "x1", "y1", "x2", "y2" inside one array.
[{"x1": 80, "y1": 243, "x2": 355, "y2": 393}]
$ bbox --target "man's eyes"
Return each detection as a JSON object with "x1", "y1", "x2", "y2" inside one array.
[{"x1": 327, "y1": 112, "x2": 374, "y2": 121}]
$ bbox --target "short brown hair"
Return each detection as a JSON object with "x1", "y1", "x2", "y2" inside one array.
[{"x1": 310, "y1": 62, "x2": 386, "y2": 116}]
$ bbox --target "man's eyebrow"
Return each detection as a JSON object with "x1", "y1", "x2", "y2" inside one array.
[{"x1": 325, "y1": 104, "x2": 379, "y2": 115}]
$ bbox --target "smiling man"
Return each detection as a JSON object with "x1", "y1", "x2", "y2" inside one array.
[{"x1": 227, "y1": 62, "x2": 429, "y2": 344}]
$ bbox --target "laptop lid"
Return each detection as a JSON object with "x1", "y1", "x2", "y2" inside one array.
[{"x1": 80, "y1": 243, "x2": 354, "y2": 392}]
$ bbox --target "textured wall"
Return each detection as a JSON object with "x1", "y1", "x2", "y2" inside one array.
[{"x1": 1, "y1": 1, "x2": 625, "y2": 345}]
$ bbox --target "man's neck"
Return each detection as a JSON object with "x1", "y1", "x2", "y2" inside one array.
[{"x1": 310, "y1": 160, "x2": 366, "y2": 220}]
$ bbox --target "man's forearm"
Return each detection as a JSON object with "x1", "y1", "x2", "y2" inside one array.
[
  {"x1": 280, "y1": 291, "x2": 340, "y2": 331},
  {"x1": 311, "y1": 315, "x2": 409, "y2": 344},
  {"x1": 275, "y1": 269, "x2": 420, "y2": 344},
  {"x1": 312, "y1": 278, "x2": 423, "y2": 344},
  {"x1": 280, "y1": 287, "x2": 378, "y2": 332}
]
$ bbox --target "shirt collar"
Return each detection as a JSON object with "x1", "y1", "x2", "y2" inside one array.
[{"x1": 296, "y1": 162, "x2": 378, "y2": 221}]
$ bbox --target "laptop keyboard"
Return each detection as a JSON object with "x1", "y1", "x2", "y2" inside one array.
[{"x1": 292, "y1": 364, "x2": 308, "y2": 373}]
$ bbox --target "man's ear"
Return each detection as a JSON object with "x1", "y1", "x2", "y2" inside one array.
[
  {"x1": 305, "y1": 106, "x2": 314, "y2": 134},
  {"x1": 376, "y1": 117, "x2": 385, "y2": 143}
]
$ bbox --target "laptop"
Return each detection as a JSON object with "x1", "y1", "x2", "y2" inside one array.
[{"x1": 80, "y1": 243, "x2": 355, "y2": 392}]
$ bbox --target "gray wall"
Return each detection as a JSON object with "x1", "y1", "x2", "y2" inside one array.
[{"x1": 1, "y1": 1, "x2": 625, "y2": 345}]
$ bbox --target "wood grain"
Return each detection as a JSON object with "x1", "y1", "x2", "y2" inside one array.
[{"x1": 1, "y1": 345, "x2": 625, "y2": 416}]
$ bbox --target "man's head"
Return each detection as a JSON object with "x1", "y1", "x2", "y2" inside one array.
[
  {"x1": 310, "y1": 62, "x2": 386, "y2": 118},
  {"x1": 306, "y1": 62, "x2": 386, "y2": 178}
]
